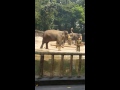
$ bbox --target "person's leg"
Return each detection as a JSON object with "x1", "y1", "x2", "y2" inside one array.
[
  {"x1": 78, "y1": 46, "x2": 80, "y2": 52},
  {"x1": 76, "y1": 46, "x2": 78, "y2": 51}
]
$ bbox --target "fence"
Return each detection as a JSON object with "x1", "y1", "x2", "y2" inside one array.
[{"x1": 35, "y1": 51, "x2": 85, "y2": 78}]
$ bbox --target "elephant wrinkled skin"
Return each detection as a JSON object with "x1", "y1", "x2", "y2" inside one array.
[
  {"x1": 40, "y1": 30, "x2": 68, "y2": 49},
  {"x1": 69, "y1": 33, "x2": 82, "y2": 44}
]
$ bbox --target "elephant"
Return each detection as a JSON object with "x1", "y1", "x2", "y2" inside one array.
[
  {"x1": 69, "y1": 33, "x2": 82, "y2": 45},
  {"x1": 56, "y1": 35, "x2": 65, "y2": 48},
  {"x1": 40, "y1": 30, "x2": 68, "y2": 49}
]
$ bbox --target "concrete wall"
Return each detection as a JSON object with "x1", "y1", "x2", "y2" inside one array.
[{"x1": 35, "y1": 30, "x2": 44, "y2": 37}]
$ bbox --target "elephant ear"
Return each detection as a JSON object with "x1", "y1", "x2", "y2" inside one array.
[{"x1": 64, "y1": 30, "x2": 68, "y2": 35}]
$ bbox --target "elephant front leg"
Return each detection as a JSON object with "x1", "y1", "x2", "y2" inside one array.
[
  {"x1": 56, "y1": 41, "x2": 58, "y2": 48},
  {"x1": 46, "y1": 42, "x2": 49, "y2": 49},
  {"x1": 61, "y1": 41, "x2": 64, "y2": 48},
  {"x1": 57, "y1": 42, "x2": 61, "y2": 51},
  {"x1": 58, "y1": 45, "x2": 61, "y2": 51},
  {"x1": 61, "y1": 44, "x2": 64, "y2": 48},
  {"x1": 74, "y1": 40, "x2": 77, "y2": 45}
]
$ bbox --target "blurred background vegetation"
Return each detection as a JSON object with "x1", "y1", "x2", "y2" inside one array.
[{"x1": 35, "y1": 0, "x2": 85, "y2": 34}]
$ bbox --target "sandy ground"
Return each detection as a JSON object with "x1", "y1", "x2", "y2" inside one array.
[
  {"x1": 35, "y1": 37, "x2": 85, "y2": 53},
  {"x1": 35, "y1": 36, "x2": 85, "y2": 59}
]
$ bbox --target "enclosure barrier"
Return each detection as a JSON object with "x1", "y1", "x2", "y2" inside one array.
[{"x1": 35, "y1": 51, "x2": 85, "y2": 78}]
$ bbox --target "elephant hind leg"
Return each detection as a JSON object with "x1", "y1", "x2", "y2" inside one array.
[
  {"x1": 58, "y1": 46, "x2": 61, "y2": 51},
  {"x1": 40, "y1": 41, "x2": 44, "y2": 49},
  {"x1": 46, "y1": 42, "x2": 49, "y2": 49}
]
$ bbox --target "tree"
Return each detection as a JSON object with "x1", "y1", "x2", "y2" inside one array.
[{"x1": 35, "y1": 0, "x2": 85, "y2": 33}]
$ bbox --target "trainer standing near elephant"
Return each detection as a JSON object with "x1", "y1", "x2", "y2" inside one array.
[
  {"x1": 71, "y1": 27, "x2": 73, "y2": 36},
  {"x1": 68, "y1": 28, "x2": 73, "y2": 45},
  {"x1": 76, "y1": 37, "x2": 82, "y2": 52},
  {"x1": 67, "y1": 34, "x2": 72, "y2": 45}
]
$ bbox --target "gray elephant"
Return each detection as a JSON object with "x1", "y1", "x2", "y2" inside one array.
[
  {"x1": 56, "y1": 35, "x2": 65, "y2": 48},
  {"x1": 69, "y1": 33, "x2": 82, "y2": 45},
  {"x1": 40, "y1": 30, "x2": 68, "y2": 49}
]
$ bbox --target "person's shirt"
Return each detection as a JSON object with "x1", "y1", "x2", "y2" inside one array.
[{"x1": 77, "y1": 40, "x2": 81, "y2": 45}]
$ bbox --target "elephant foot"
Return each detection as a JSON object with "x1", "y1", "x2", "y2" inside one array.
[
  {"x1": 46, "y1": 47, "x2": 48, "y2": 49},
  {"x1": 58, "y1": 46, "x2": 61, "y2": 51}
]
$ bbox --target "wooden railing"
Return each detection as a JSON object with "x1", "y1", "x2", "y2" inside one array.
[{"x1": 35, "y1": 51, "x2": 85, "y2": 78}]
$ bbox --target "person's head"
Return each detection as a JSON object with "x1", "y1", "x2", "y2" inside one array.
[{"x1": 78, "y1": 38, "x2": 81, "y2": 40}]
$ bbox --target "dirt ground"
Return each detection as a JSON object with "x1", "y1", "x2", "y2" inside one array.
[
  {"x1": 35, "y1": 36, "x2": 85, "y2": 60},
  {"x1": 35, "y1": 36, "x2": 85, "y2": 53}
]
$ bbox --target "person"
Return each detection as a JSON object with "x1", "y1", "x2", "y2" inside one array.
[
  {"x1": 67, "y1": 34, "x2": 72, "y2": 45},
  {"x1": 76, "y1": 38, "x2": 82, "y2": 52},
  {"x1": 70, "y1": 28, "x2": 74, "y2": 44},
  {"x1": 79, "y1": 34, "x2": 82, "y2": 41},
  {"x1": 71, "y1": 28, "x2": 74, "y2": 36}
]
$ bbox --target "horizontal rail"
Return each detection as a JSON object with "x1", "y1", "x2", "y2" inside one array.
[
  {"x1": 35, "y1": 51, "x2": 85, "y2": 55},
  {"x1": 35, "y1": 51, "x2": 85, "y2": 79}
]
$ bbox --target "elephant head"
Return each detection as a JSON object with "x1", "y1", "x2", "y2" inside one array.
[{"x1": 63, "y1": 30, "x2": 68, "y2": 40}]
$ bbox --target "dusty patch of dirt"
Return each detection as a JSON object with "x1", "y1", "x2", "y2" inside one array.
[{"x1": 35, "y1": 36, "x2": 85, "y2": 53}]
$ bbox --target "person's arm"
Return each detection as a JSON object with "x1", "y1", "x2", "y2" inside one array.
[{"x1": 71, "y1": 28, "x2": 73, "y2": 36}]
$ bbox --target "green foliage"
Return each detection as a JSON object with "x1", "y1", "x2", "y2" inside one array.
[{"x1": 35, "y1": 0, "x2": 85, "y2": 33}]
